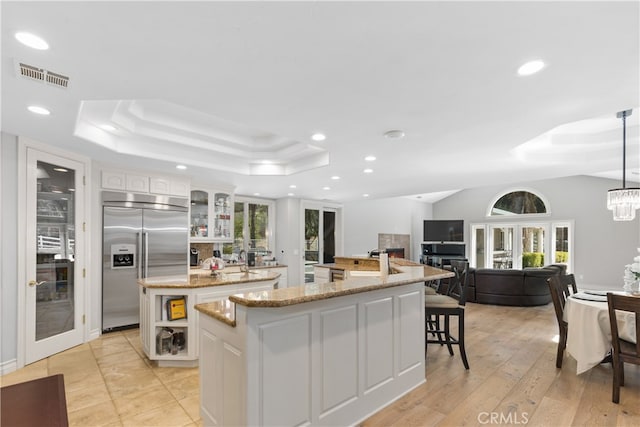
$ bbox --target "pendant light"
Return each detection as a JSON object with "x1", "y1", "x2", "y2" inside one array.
[{"x1": 607, "y1": 109, "x2": 640, "y2": 221}]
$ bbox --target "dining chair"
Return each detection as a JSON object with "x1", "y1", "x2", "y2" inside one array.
[
  {"x1": 606, "y1": 293, "x2": 640, "y2": 404},
  {"x1": 561, "y1": 273, "x2": 578, "y2": 294},
  {"x1": 547, "y1": 275, "x2": 577, "y2": 368},
  {"x1": 425, "y1": 260, "x2": 469, "y2": 369}
]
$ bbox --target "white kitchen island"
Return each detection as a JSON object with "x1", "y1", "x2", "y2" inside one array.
[
  {"x1": 195, "y1": 262, "x2": 453, "y2": 426},
  {"x1": 138, "y1": 268, "x2": 280, "y2": 367}
]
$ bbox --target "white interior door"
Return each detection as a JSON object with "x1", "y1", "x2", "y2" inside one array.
[{"x1": 25, "y1": 148, "x2": 85, "y2": 364}]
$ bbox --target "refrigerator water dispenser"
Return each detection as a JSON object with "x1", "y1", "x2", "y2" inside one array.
[{"x1": 111, "y1": 244, "x2": 136, "y2": 269}]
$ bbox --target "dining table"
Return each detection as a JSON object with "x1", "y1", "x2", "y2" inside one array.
[{"x1": 563, "y1": 290, "x2": 637, "y2": 375}]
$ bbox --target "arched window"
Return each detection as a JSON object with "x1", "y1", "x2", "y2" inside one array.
[
  {"x1": 490, "y1": 190, "x2": 548, "y2": 216},
  {"x1": 470, "y1": 189, "x2": 571, "y2": 273}
]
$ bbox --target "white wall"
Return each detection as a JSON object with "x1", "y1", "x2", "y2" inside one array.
[
  {"x1": 275, "y1": 197, "x2": 301, "y2": 285},
  {"x1": 1, "y1": 133, "x2": 19, "y2": 370},
  {"x1": 343, "y1": 197, "x2": 432, "y2": 262},
  {"x1": 433, "y1": 175, "x2": 640, "y2": 288}
]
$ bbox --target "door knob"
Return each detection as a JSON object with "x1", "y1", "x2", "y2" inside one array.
[{"x1": 28, "y1": 280, "x2": 46, "y2": 287}]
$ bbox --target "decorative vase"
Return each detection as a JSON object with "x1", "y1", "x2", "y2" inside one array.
[{"x1": 623, "y1": 278, "x2": 640, "y2": 296}]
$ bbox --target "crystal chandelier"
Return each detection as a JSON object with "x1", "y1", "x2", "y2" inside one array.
[{"x1": 607, "y1": 109, "x2": 640, "y2": 221}]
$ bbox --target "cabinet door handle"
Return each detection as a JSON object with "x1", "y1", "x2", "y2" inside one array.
[{"x1": 28, "y1": 280, "x2": 46, "y2": 287}]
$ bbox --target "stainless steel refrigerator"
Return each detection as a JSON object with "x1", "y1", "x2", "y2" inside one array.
[{"x1": 102, "y1": 191, "x2": 189, "y2": 332}]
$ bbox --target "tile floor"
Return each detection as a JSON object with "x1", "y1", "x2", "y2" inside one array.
[{"x1": 0, "y1": 329, "x2": 201, "y2": 427}]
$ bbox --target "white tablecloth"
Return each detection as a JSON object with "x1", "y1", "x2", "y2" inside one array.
[{"x1": 564, "y1": 292, "x2": 637, "y2": 374}]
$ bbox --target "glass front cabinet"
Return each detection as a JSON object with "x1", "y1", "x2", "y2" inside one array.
[{"x1": 190, "y1": 188, "x2": 233, "y2": 242}]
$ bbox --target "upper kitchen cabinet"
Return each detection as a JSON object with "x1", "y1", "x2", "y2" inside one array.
[
  {"x1": 190, "y1": 188, "x2": 233, "y2": 242},
  {"x1": 101, "y1": 169, "x2": 189, "y2": 197}
]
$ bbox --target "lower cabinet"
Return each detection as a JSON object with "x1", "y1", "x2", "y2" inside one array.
[
  {"x1": 140, "y1": 287, "x2": 196, "y2": 367},
  {"x1": 198, "y1": 281, "x2": 426, "y2": 426},
  {"x1": 139, "y1": 278, "x2": 277, "y2": 367}
]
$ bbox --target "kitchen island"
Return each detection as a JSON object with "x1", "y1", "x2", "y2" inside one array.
[
  {"x1": 138, "y1": 268, "x2": 280, "y2": 366},
  {"x1": 195, "y1": 262, "x2": 452, "y2": 426}
]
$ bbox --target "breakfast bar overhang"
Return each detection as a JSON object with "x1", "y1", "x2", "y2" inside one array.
[{"x1": 195, "y1": 262, "x2": 453, "y2": 426}]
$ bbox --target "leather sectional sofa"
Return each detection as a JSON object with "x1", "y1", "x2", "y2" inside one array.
[
  {"x1": 438, "y1": 264, "x2": 566, "y2": 306},
  {"x1": 465, "y1": 264, "x2": 567, "y2": 306}
]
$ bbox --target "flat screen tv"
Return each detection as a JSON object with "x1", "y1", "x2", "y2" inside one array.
[{"x1": 423, "y1": 220, "x2": 464, "y2": 242}]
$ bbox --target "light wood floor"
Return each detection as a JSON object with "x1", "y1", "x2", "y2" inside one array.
[
  {"x1": 2, "y1": 302, "x2": 638, "y2": 426},
  {"x1": 362, "y1": 302, "x2": 640, "y2": 427}
]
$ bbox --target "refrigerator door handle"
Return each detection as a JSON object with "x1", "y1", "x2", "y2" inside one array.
[
  {"x1": 137, "y1": 232, "x2": 142, "y2": 279},
  {"x1": 143, "y1": 232, "x2": 149, "y2": 279}
]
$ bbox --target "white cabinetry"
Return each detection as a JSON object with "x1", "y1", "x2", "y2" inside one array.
[
  {"x1": 150, "y1": 176, "x2": 190, "y2": 197},
  {"x1": 271, "y1": 266, "x2": 288, "y2": 288},
  {"x1": 190, "y1": 188, "x2": 234, "y2": 242},
  {"x1": 140, "y1": 287, "x2": 195, "y2": 366},
  {"x1": 198, "y1": 281, "x2": 425, "y2": 426},
  {"x1": 101, "y1": 169, "x2": 189, "y2": 197},
  {"x1": 139, "y1": 277, "x2": 277, "y2": 367}
]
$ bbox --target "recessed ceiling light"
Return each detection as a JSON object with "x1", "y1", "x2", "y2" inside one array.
[
  {"x1": 289, "y1": 184, "x2": 297, "y2": 189},
  {"x1": 384, "y1": 130, "x2": 405, "y2": 139},
  {"x1": 311, "y1": 133, "x2": 326, "y2": 141},
  {"x1": 253, "y1": 192, "x2": 260, "y2": 196},
  {"x1": 364, "y1": 155, "x2": 376, "y2": 162},
  {"x1": 363, "y1": 194, "x2": 370, "y2": 198},
  {"x1": 331, "y1": 176, "x2": 340, "y2": 180},
  {"x1": 53, "y1": 167, "x2": 68, "y2": 172},
  {"x1": 322, "y1": 186, "x2": 331, "y2": 190},
  {"x1": 100, "y1": 124, "x2": 117, "y2": 132},
  {"x1": 517, "y1": 60, "x2": 545, "y2": 76},
  {"x1": 176, "y1": 165, "x2": 187, "y2": 170},
  {"x1": 363, "y1": 168, "x2": 373, "y2": 174},
  {"x1": 287, "y1": 193, "x2": 294, "y2": 196},
  {"x1": 15, "y1": 32, "x2": 49, "y2": 50},
  {"x1": 28, "y1": 105, "x2": 50, "y2": 115}
]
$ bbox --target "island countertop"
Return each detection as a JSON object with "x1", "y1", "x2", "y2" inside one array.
[
  {"x1": 194, "y1": 263, "x2": 452, "y2": 324},
  {"x1": 138, "y1": 269, "x2": 280, "y2": 289}
]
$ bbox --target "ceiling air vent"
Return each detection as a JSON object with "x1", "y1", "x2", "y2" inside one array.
[
  {"x1": 18, "y1": 63, "x2": 45, "y2": 81},
  {"x1": 46, "y1": 70, "x2": 69, "y2": 88},
  {"x1": 16, "y1": 61, "x2": 70, "y2": 89}
]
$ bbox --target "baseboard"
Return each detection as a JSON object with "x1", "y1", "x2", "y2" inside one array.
[
  {"x1": 89, "y1": 328, "x2": 101, "y2": 341},
  {"x1": 0, "y1": 358, "x2": 18, "y2": 376}
]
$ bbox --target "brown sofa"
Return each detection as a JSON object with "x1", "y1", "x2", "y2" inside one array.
[{"x1": 468, "y1": 264, "x2": 566, "y2": 306}]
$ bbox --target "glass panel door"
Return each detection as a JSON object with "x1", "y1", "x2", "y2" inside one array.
[
  {"x1": 471, "y1": 225, "x2": 486, "y2": 268},
  {"x1": 190, "y1": 190, "x2": 208, "y2": 238},
  {"x1": 234, "y1": 202, "x2": 245, "y2": 261},
  {"x1": 304, "y1": 209, "x2": 320, "y2": 282},
  {"x1": 213, "y1": 192, "x2": 231, "y2": 240},
  {"x1": 490, "y1": 226, "x2": 514, "y2": 269},
  {"x1": 521, "y1": 226, "x2": 546, "y2": 267},
  {"x1": 323, "y1": 210, "x2": 336, "y2": 264},
  {"x1": 26, "y1": 149, "x2": 85, "y2": 364},
  {"x1": 553, "y1": 222, "x2": 572, "y2": 272}
]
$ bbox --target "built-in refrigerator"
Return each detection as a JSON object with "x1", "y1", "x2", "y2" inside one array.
[{"x1": 102, "y1": 191, "x2": 189, "y2": 332}]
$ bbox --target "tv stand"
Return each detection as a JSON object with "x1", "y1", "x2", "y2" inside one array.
[{"x1": 421, "y1": 242, "x2": 466, "y2": 267}]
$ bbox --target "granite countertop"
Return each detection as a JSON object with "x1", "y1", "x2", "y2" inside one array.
[
  {"x1": 194, "y1": 263, "x2": 453, "y2": 325},
  {"x1": 138, "y1": 269, "x2": 281, "y2": 289},
  {"x1": 189, "y1": 264, "x2": 286, "y2": 270},
  {"x1": 315, "y1": 258, "x2": 423, "y2": 268},
  {"x1": 195, "y1": 299, "x2": 236, "y2": 327}
]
